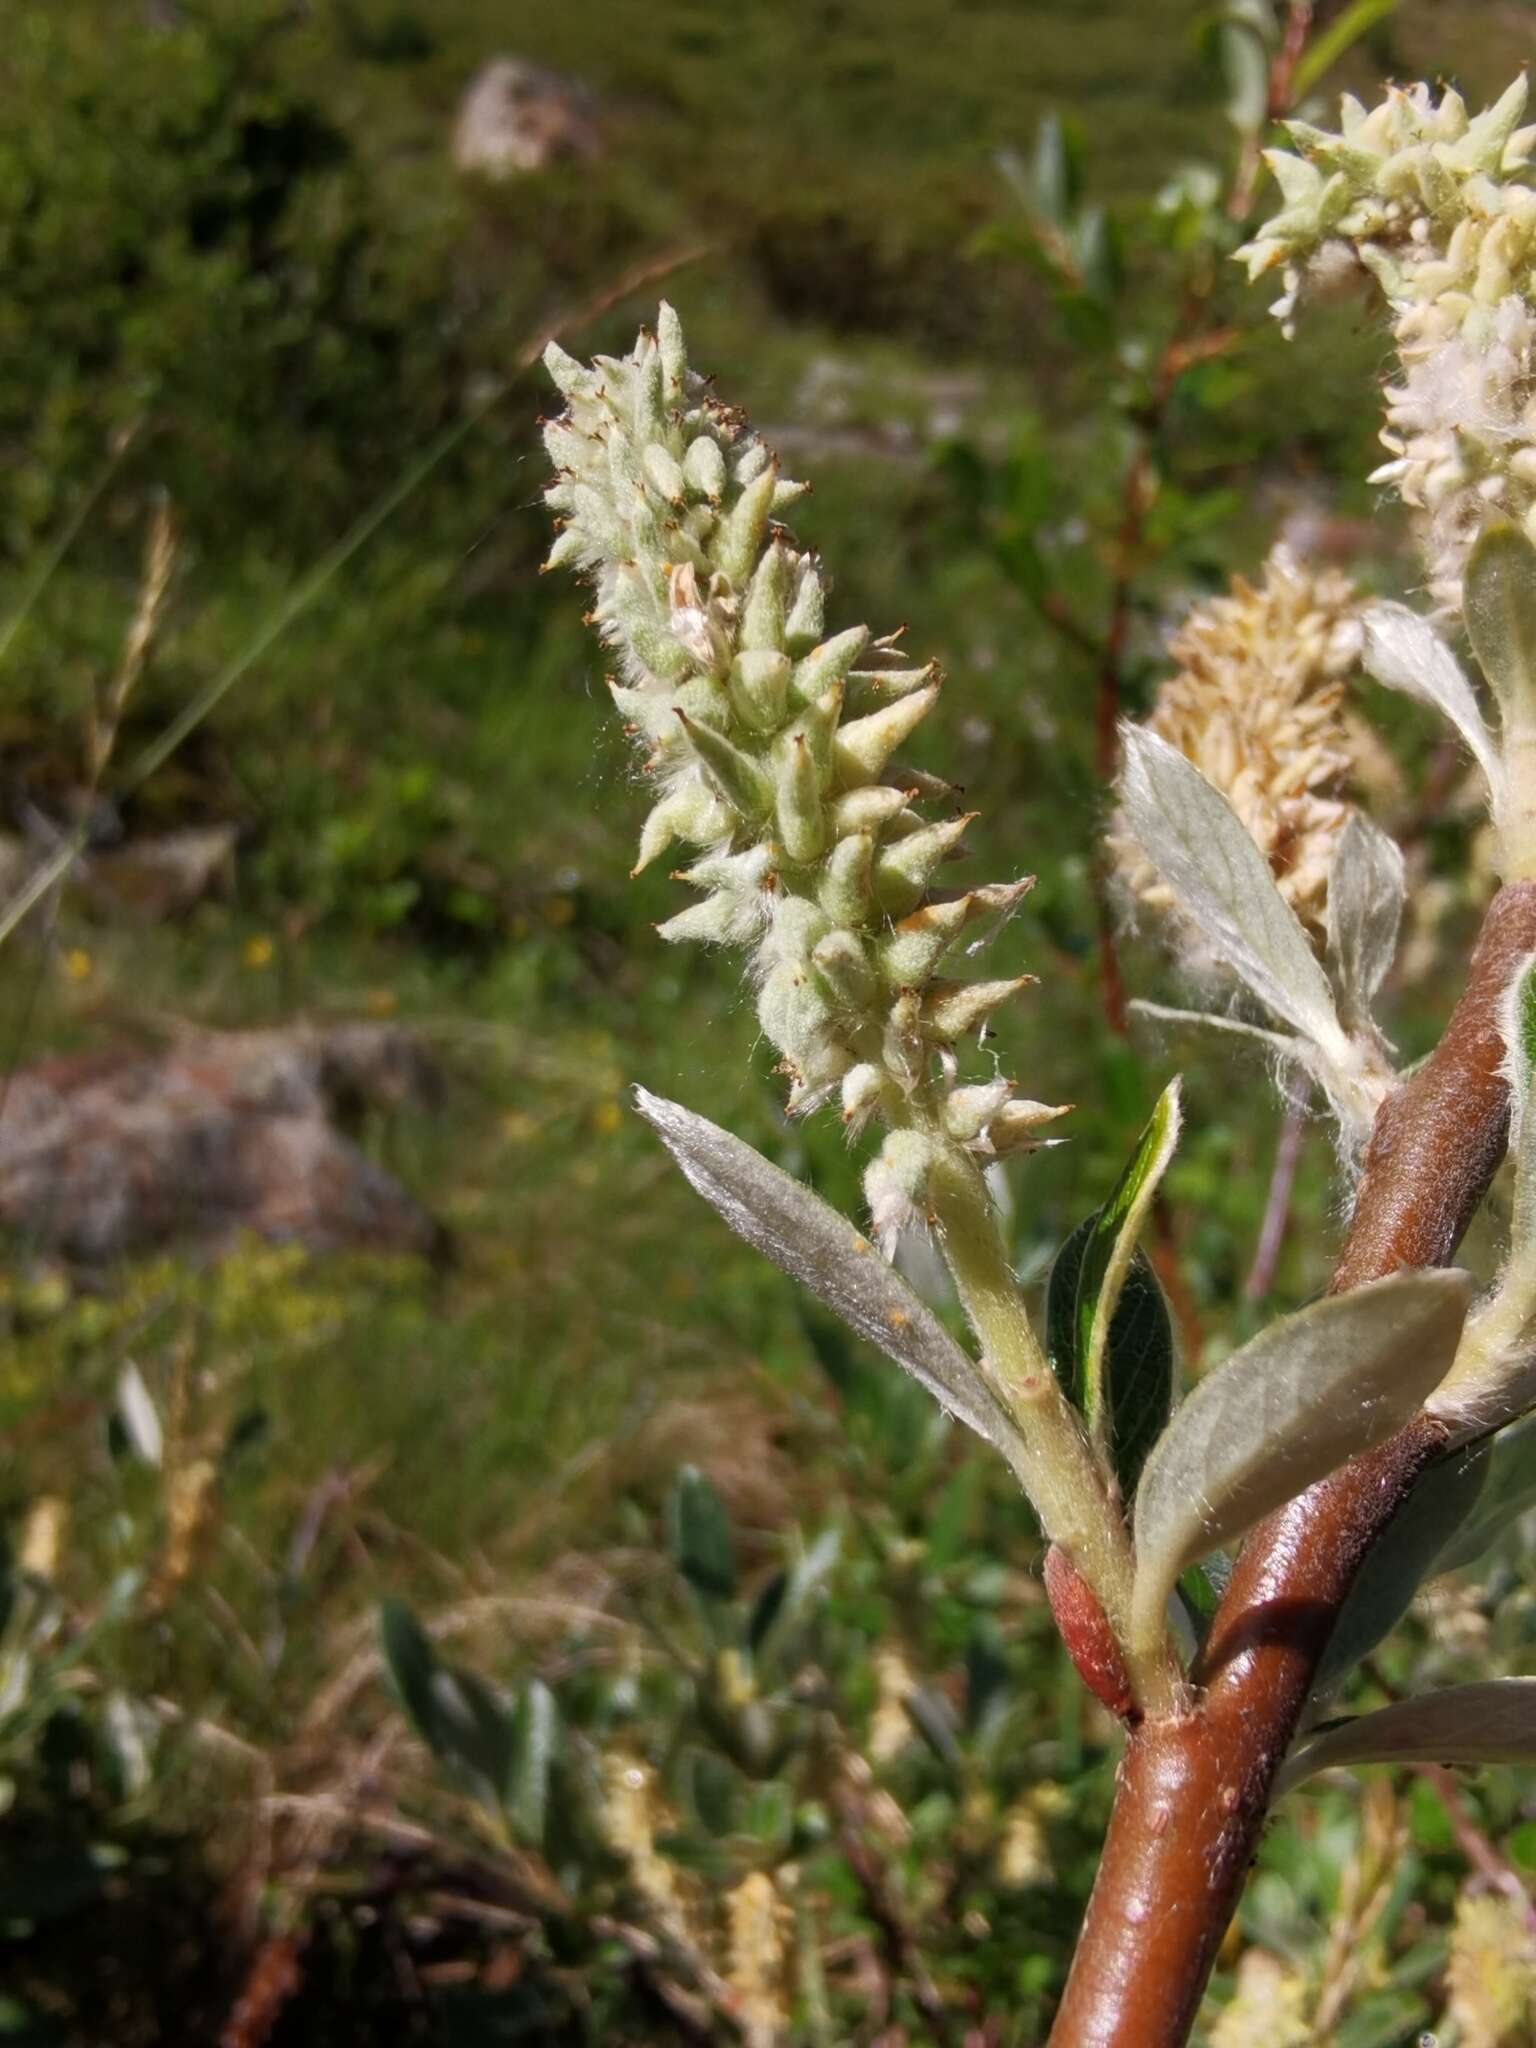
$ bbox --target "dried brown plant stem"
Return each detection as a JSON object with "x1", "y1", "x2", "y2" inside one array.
[{"x1": 1046, "y1": 879, "x2": 1536, "y2": 2048}]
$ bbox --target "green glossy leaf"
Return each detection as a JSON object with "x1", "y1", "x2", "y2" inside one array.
[
  {"x1": 1050, "y1": 1225, "x2": 1174, "y2": 1502},
  {"x1": 1176, "y1": 1564, "x2": 1222, "y2": 1628},
  {"x1": 1131, "y1": 1270, "x2": 1473, "y2": 1656},
  {"x1": 671, "y1": 1465, "x2": 737, "y2": 1604},
  {"x1": 1047, "y1": 1080, "x2": 1179, "y2": 1499},
  {"x1": 1465, "y1": 519, "x2": 1536, "y2": 731}
]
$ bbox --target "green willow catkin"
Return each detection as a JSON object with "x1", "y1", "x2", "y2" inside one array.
[
  {"x1": 542, "y1": 307, "x2": 1064, "y2": 1250},
  {"x1": 1241, "y1": 78, "x2": 1536, "y2": 615}
]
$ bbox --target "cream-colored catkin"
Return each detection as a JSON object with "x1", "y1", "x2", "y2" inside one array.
[
  {"x1": 1443, "y1": 1890, "x2": 1536, "y2": 2046},
  {"x1": 1241, "y1": 78, "x2": 1536, "y2": 615},
  {"x1": 601, "y1": 1753, "x2": 699, "y2": 1941},
  {"x1": 18, "y1": 1496, "x2": 67, "y2": 1582},
  {"x1": 1110, "y1": 547, "x2": 1362, "y2": 945},
  {"x1": 542, "y1": 307, "x2": 1061, "y2": 1242},
  {"x1": 725, "y1": 1872, "x2": 789, "y2": 2048},
  {"x1": 1209, "y1": 1949, "x2": 1312, "y2": 2048}
]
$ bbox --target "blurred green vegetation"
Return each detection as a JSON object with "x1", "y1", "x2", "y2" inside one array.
[{"x1": 2, "y1": 0, "x2": 1536, "y2": 2039}]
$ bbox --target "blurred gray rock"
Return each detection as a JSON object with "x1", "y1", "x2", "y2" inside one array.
[
  {"x1": 80, "y1": 824, "x2": 238, "y2": 922},
  {"x1": 0, "y1": 1023, "x2": 442, "y2": 1266},
  {"x1": 452, "y1": 58, "x2": 600, "y2": 178}
]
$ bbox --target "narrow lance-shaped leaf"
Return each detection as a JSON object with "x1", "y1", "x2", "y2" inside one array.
[
  {"x1": 1048, "y1": 1227, "x2": 1174, "y2": 1504},
  {"x1": 1465, "y1": 520, "x2": 1536, "y2": 734},
  {"x1": 671, "y1": 1465, "x2": 737, "y2": 1604},
  {"x1": 377, "y1": 1598, "x2": 515, "y2": 1814},
  {"x1": 1277, "y1": 1679, "x2": 1536, "y2": 1796},
  {"x1": 1361, "y1": 603, "x2": 1503, "y2": 797},
  {"x1": 1118, "y1": 726, "x2": 1351, "y2": 1061},
  {"x1": 1325, "y1": 810, "x2": 1405, "y2": 1032},
  {"x1": 1130, "y1": 1269, "x2": 1473, "y2": 1659},
  {"x1": 634, "y1": 1088, "x2": 1032, "y2": 1471},
  {"x1": 1046, "y1": 1079, "x2": 1180, "y2": 1499},
  {"x1": 508, "y1": 1680, "x2": 560, "y2": 1847}
]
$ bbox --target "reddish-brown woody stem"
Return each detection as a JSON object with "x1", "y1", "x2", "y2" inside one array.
[{"x1": 1047, "y1": 882, "x2": 1536, "y2": 2048}]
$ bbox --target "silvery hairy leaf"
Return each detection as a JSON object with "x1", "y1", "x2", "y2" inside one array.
[
  {"x1": 1465, "y1": 520, "x2": 1536, "y2": 734},
  {"x1": 1361, "y1": 602, "x2": 1503, "y2": 795},
  {"x1": 1118, "y1": 726, "x2": 1350, "y2": 1059},
  {"x1": 634, "y1": 1088, "x2": 1030, "y2": 1469},
  {"x1": 1129, "y1": 1001, "x2": 1302, "y2": 1061},
  {"x1": 1278, "y1": 1679, "x2": 1536, "y2": 1795},
  {"x1": 1325, "y1": 810, "x2": 1405, "y2": 1031},
  {"x1": 1131, "y1": 1269, "x2": 1473, "y2": 1653}
]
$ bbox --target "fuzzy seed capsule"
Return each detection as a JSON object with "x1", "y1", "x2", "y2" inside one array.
[{"x1": 683, "y1": 434, "x2": 727, "y2": 502}]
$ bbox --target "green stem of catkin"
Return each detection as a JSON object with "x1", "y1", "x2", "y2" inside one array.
[{"x1": 925, "y1": 1144, "x2": 1179, "y2": 1718}]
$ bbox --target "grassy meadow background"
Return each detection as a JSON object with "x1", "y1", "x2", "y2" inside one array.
[{"x1": 4, "y1": 1, "x2": 1536, "y2": 2041}]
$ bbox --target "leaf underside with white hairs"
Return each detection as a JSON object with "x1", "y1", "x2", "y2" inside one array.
[
  {"x1": 1361, "y1": 602, "x2": 1503, "y2": 795},
  {"x1": 1118, "y1": 725, "x2": 1347, "y2": 1053},
  {"x1": 1131, "y1": 1268, "x2": 1473, "y2": 1651},
  {"x1": 634, "y1": 1087, "x2": 1029, "y2": 1466},
  {"x1": 1278, "y1": 1679, "x2": 1536, "y2": 1796},
  {"x1": 1326, "y1": 810, "x2": 1404, "y2": 1030},
  {"x1": 1130, "y1": 1001, "x2": 1302, "y2": 1059}
]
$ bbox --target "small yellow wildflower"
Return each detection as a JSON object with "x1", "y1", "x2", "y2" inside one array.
[
  {"x1": 61, "y1": 947, "x2": 93, "y2": 982},
  {"x1": 243, "y1": 934, "x2": 275, "y2": 970}
]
